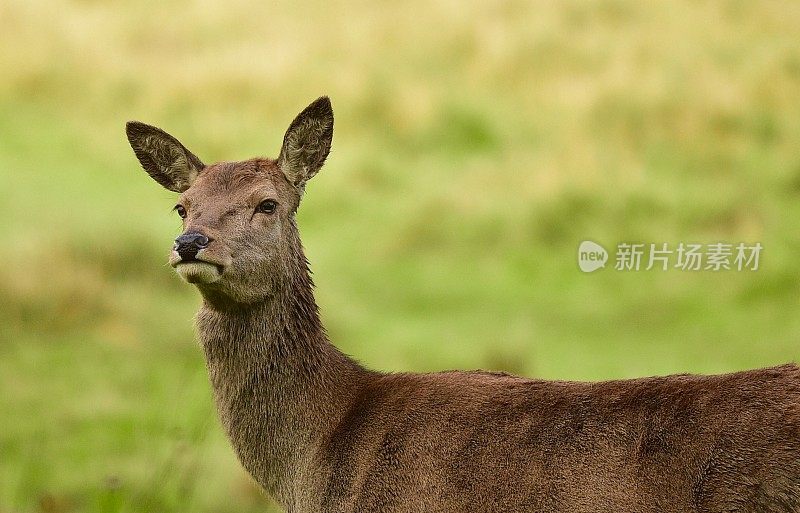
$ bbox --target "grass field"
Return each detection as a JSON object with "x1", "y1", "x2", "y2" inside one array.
[{"x1": 1, "y1": 1, "x2": 800, "y2": 511}]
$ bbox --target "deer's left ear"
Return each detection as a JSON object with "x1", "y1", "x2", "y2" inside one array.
[
  {"x1": 278, "y1": 96, "x2": 334, "y2": 189},
  {"x1": 125, "y1": 121, "x2": 205, "y2": 193}
]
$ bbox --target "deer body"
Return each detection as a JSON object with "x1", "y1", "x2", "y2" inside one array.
[{"x1": 126, "y1": 97, "x2": 800, "y2": 513}]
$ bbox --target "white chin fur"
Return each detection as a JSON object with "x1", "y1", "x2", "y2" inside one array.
[{"x1": 176, "y1": 262, "x2": 221, "y2": 284}]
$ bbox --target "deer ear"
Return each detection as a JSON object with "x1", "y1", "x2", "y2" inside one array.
[
  {"x1": 278, "y1": 96, "x2": 333, "y2": 189},
  {"x1": 125, "y1": 121, "x2": 204, "y2": 193}
]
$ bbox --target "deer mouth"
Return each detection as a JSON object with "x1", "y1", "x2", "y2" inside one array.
[{"x1": 174, "y1": 260, "x2": 225, "y2": 284}]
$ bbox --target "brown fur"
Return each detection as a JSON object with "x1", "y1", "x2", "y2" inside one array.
[{"x1": 126, "y1": 97, "x2": 800, "y2": 513}]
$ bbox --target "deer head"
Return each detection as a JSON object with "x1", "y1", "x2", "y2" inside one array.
[{"x1": 126, "y1": 97, "x2": 334, "y2": 307}]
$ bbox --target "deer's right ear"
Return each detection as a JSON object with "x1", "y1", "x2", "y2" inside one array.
[{"x1": 125, "y1": 121, "x2": 204, "y2": 193}]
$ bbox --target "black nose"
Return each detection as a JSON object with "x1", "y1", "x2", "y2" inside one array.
[{"x1": 174, "y1": 232, "x2": 211, "y2": 261}]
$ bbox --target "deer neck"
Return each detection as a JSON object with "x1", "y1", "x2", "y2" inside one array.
[{"x1": 194, "y1": 256, "x2": 368, "y2": 504}]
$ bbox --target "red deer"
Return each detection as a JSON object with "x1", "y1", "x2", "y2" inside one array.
[{"x1": 126, "y1": 97, "x2": 800, "y2": 512}]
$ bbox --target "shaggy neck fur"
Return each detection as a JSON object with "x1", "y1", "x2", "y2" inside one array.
[{"x1": 194, "y1": 230, "x2": 370, "y2": 506}]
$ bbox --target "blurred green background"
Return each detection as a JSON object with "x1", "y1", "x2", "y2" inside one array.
[{"x1": 1, "y1": 0, "x2": 799, "y2": 511}]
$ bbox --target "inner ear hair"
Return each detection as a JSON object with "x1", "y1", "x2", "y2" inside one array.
[
  {"x1": 126, "y1": 121, "x2": 205, "y2": 192},
  {"x1": 278, "y1": 96, "x2": 334, "y2": 189}
]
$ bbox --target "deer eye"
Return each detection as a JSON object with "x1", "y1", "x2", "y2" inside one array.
[
  {"x1": 256, "y1": 199, "x2": 278, "y2": 214},
  {"x1": 174, "y1": 204, "x2": 187, "y2": 219}
]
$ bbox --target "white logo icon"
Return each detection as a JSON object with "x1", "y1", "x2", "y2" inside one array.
[{"x1": 578, "y1": 240, "x2": 608, "y2": 273}]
